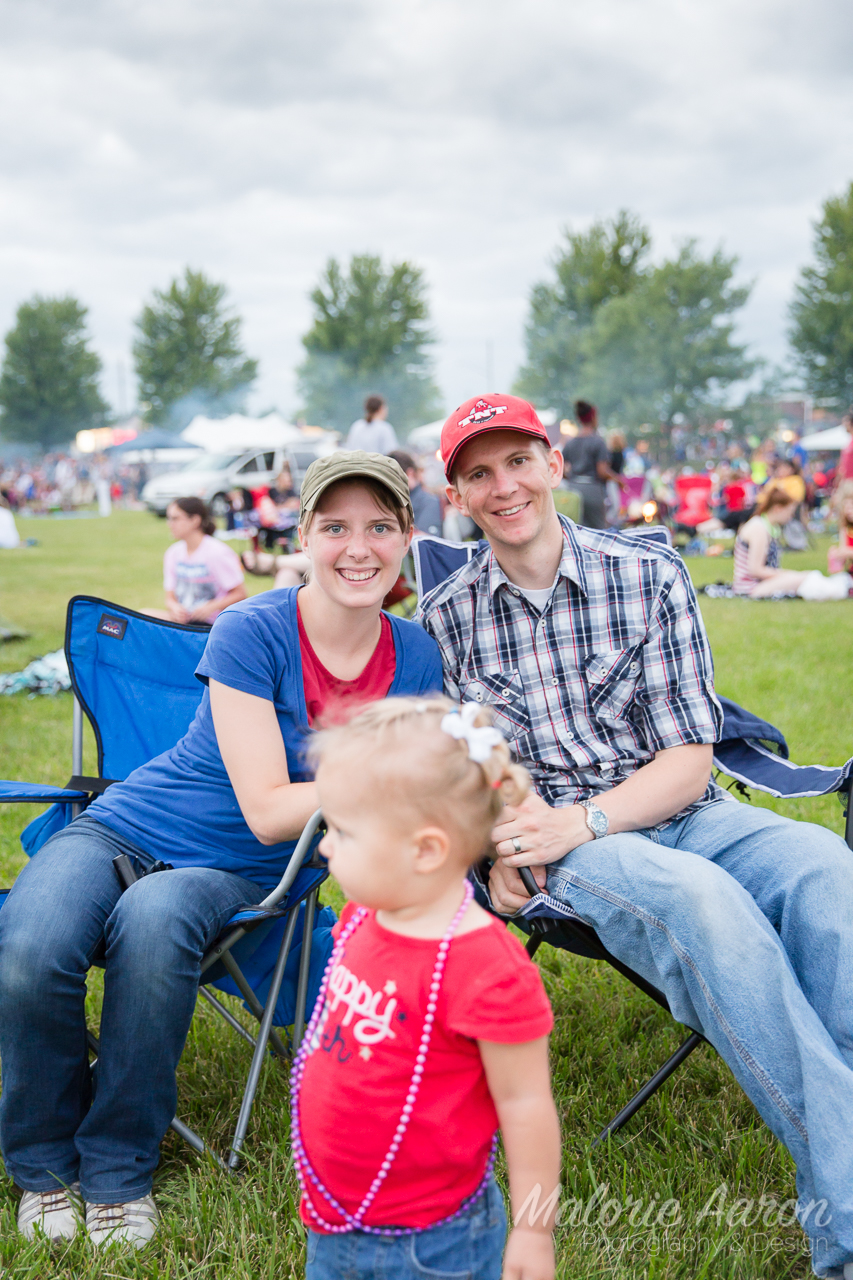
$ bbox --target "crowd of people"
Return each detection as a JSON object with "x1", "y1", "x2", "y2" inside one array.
[
  {"x1": 0, "y1": 453, "x2": 148, "y2": 515},
  {"x1": 4, "y1": 393, "x2": 853, "y2": 1278}
]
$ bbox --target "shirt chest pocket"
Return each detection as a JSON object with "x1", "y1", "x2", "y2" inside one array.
[
  {"x1": 582, "y1": 647, "x2": 643, "y2": 718},
  {"x1": 459, "y1": 670, "x2": 531, "y2": 739}
]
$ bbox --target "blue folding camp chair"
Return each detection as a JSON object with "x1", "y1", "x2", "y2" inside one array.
[
  {"x1": 412, "y1": 531, "x2": 853, "y2": 1144},
  {"x1": 0, "y1": 595, "x2": 333, "y2": 1171}
]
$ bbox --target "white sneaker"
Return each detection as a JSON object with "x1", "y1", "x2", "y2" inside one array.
[
  {"x1": 17, "y1": 1183, "x2": 83, "y2": 1240},
  {"x1": 85, "y1": 1195, "x2": 159, "y2": 1248},
  {"x1": 843, "y1": 1265, "x2": 853, "y2": 1280}
]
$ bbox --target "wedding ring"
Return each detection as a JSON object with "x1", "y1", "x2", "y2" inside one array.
[{"x1": 512, "y1": 837, "x2": 522, "y2": 854}]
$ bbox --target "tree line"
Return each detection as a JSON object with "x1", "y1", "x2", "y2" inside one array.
[{"x1": 3, "y1": 182, "x2": 853, "y2": 448}]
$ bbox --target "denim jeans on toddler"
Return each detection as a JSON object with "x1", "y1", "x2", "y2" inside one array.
[{"x1": 305, "y1": 1174, "x2": 507, "y2": 1279}]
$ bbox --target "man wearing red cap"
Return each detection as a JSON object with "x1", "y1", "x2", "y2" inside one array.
[{"x1": 418, "y1": 393, "x2": 853, "y2": 1276}]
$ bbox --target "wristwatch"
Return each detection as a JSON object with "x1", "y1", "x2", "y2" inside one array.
[{"x1": 579, "y1": 799, "x2": 609, "y2": 839}]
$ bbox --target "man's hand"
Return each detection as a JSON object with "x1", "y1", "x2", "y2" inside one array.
[
  {"x1": 503, "y1": 1225, "x2": 555, "y2": 1280},
  {"x1": 492, "y1": 793, "x2": 592, "y2": 867},
  {"x1": 488, "y1": 860, "x2": 547, "y2": 914}
]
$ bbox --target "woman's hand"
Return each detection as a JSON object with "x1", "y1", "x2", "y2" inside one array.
[{"x1": 190, "y1": 584, "x2": 249, "y2": 623}]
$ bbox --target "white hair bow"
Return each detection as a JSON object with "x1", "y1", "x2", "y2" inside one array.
[{"x1": 440, "y1": 702, "x2": 504, "y2": 764}]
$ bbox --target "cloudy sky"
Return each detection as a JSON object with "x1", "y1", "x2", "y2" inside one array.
[{"x1": 1, "y1": 0, "x2": 852, "y2": 421}]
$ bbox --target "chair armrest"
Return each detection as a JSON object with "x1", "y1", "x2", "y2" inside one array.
[
  {"x1": 65, "y1": 776, "x2": 119, "y2": 795},
  {"x1": 199, "y1": 810, "x2": 326, "y2": 976},
  {"x1": 259, "y1": 809, "x2": 325, "y2": 909},
  {"x1": 0, "y1": 780, "x2": 88, "y2": 805}
]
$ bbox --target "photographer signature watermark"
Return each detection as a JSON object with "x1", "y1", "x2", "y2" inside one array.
[{"x1": 515, "y1": 1181, "x2": 830, "y2": 1234}]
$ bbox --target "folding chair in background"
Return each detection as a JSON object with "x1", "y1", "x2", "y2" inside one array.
[
  {"x1": 411, "y1": 531, "x2": 853, "y2": 1145},
  {"x1": 0, "y1": 595, "x2": 332, "y2": 1171}
]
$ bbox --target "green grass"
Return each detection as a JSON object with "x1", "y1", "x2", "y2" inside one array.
[{"x1": 0, "y1": 512, "x2": 850, "y2": 1278}]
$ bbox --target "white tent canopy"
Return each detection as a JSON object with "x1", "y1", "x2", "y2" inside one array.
[
  {"x1": 407, "y1": 420, "x2": 444, "y2": 451},
  {"x1": 799, "y1": 425, "x2": 850, "y2": 451},
  {"x1": 180, "y1": 413, "x2": 303, "y2": 452}
]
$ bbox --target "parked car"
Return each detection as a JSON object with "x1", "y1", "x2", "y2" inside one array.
[{"x1": 141, "y1": 443, "x2": 330, "y2": 517}]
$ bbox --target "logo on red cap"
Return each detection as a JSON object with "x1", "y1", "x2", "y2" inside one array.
[{"x1": 457, "y1": 399, "x2": 508, "y2": 429}]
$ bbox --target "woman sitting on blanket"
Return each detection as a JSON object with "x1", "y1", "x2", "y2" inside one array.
[
  {"x1": 0, "y1": 453, "x2": 441, "y2": 1250},
  {"x1": 733, "y1": 484, "x2": 810, "y2": 598}
]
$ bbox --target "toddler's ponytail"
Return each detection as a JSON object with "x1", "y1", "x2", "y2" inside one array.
[{"x1": 311, "y1": 696, "x2": 531, "y2": 863}]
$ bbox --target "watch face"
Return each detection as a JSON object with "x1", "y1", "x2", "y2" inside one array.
[{"x1": 587, "y1": 805, "x2": 608, "y2": 836}]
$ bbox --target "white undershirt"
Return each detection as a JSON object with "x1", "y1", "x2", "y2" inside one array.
[{"x1": 516, "y1": 582, "x2": 556, "y2": 610}]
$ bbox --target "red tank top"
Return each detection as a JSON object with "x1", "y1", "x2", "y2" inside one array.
[{"x1": 298, "y1": 606, "x2": 396, "y2": 726}]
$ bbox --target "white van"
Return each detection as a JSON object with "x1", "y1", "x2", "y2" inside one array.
[{"x1": 141, "y1": 443, "x2": 330, "y2": 517}]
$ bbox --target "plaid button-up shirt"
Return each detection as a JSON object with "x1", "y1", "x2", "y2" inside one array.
[{"x1": 417, "y1": 517, "x2": 724, "y2": 810}]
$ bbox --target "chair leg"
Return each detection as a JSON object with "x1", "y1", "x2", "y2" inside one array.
[
  {"x1": 591, "y1": 1031, "x2": 704, "y2": 1148},
  {"x1": 198, "y1": 986, "x2": 257, "y2": 1049},
  {"x1": 291, "y1": 888, "x2": 318, "y2": 1053},
  {"x1": 227, "y1": 904, "x2": 301, "y2": 1171},
  {"x1": 219, "y1": 951, "x2": 290, "y2": 1060}
]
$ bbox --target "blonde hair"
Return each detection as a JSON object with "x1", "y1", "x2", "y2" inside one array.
[
  {"x1": 756, "y1": 483, "x2": 797, "y2": 516},
  {"x1": 310, "y1": 696, "x2": 529, "y2": 862}
]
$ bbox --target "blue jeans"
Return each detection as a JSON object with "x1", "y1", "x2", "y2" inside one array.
[
  {"x1": 545, "y1": 798, "x2": 853, "y2": 1276},
  {"x1": 305, "y1": 1175, "x2": 507, "y2": 1279},
  {"x1": 0, "y1": 814, "x2": 263, "y2": 1204}
]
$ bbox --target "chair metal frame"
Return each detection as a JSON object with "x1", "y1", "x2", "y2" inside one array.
[
  {"x1": 103, "y1": 803, "x2": 327, "y2": 1172},
  {"x1": 3, "y1": 595, "x2": 330, "y2": 1173},
  {"x1": 415, "y1": 530, "x2": 853, "y2": 1144},
  {"x1": 497, "y1": 783, "x2": 853, "y2": 1148},
  {"x1": 66, "y1": 656, "x2": 330, "y2": 1173}
]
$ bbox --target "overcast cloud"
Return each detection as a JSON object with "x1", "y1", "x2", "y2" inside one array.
[{"x1": 1, "y1": 0, "x2": 852, "y2": 420}]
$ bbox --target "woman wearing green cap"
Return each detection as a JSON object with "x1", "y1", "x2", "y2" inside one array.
[{"x1": 0, "y1": 452, "x2": 442, "y2": 1249}]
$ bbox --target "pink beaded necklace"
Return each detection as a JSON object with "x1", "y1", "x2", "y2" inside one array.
[{"x1": 290, "y1": 879, "x2": 498, "y2": 1236}]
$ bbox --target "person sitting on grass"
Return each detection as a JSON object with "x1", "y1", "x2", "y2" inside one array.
[
  {"x1": 732, "y1": 483, "x2": 810, "y2": 598},
  {"x1": 418, "y1": 392, "x2": 853, "y2": 1278},
  {"x1": 145, "y1": 496, "x2": 247, "y2": 624},
  {"x1": 297, "y1": 696, "x2": 560, "y2": 1280},
  {"x1": 829, "y1": 481, "x2": 853, "y2": 576},
  {"x1": 0, "y1": 453, "x2": 441, "y2": 1250}
]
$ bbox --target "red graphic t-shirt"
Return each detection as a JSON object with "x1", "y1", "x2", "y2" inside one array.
[
  {"x1": 298, "y1": 607, "x2": 396, "y2": 726},
  {"x1": 298, "y1": 904, "x2": 554, "y2": 1231}
]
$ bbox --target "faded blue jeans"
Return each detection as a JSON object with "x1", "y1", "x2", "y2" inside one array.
[
  {"x1": 545, "y1": 797, "x2": 853, "y2": 1276},
  {"x1": 305, "y1": 1175, "x2": 507, "y2": 1279},
  {"x1": 0, "y1": 815, "x2": 263, "y2": 1204}
]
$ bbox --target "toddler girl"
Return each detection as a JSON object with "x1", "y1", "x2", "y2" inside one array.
[{"x1": 291, "y1": 697, "x2": 560, "y2": 1280}]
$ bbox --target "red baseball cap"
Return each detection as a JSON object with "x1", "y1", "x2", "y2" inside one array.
[{"x1": 440, "y1": 393, "x2": 550, "y2": 479}]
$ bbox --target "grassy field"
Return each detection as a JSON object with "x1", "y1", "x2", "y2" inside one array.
[{"x1": 0, "y1": 511, "x2": 851, "y2": 1279}]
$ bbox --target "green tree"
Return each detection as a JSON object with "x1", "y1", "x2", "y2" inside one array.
[
  {"x1": 133, "y1": 268, "x2": 258, "y2": 428},
  {"x1": 582, "y1": 243, "x2": 755, "y2": 428},
  {"x1": 0, "y1": 296, "x2": 107, "y2": 447},
  {"x1": 514, "y1": 211, "x2": 650, "y2": 414},
  {"x1": 297, "y1": 254, "x2": 441, "y2": 433},
  {"x1": 789, "y1": 182, "x2": 853, "y2": 407},
  {"x1": 516, "y1": 215, "x2": 754, "y2": 432}
]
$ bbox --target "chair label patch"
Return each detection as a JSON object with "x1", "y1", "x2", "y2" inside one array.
[{"x1": 97, "y1": 613, "x2": 127, "y2": 640}]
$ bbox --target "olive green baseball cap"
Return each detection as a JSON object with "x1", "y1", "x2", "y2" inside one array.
[{"x1": 299, "y1": 451, "x2": 414, "y2": 525}]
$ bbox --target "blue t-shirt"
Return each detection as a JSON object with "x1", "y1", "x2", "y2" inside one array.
[{"x1": 90, "y1": 588, "x2": 443, "y2": 890}]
